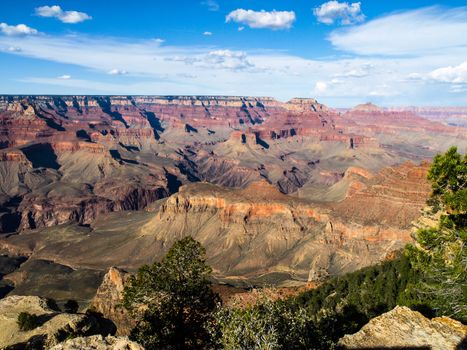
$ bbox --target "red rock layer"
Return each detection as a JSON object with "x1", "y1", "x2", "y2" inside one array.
[{"x1": 0, "y1": 96, "x2": 366, "y2": 151}]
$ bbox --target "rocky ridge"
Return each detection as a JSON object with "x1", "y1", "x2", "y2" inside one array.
[{"x1": 0, "y1": 295, "x2": 112, "y2": 349}]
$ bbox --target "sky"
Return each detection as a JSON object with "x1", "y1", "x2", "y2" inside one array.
[{"x1": 1, "y1": 1, "x2": 467, "y2": 107}]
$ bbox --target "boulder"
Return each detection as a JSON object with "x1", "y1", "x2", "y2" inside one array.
[{"x1": 337, "y1": 306, "x2": 467, "y2": 350}]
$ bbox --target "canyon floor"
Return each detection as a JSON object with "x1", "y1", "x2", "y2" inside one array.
[{"x1": 0, "y1": 95, "x2": 466, "y2": 304}]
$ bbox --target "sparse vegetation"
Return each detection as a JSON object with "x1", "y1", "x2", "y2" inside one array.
[
  {"x1": 211, "y1": 294, "x2": 316, "y2": 350},
  {"x1": 404, "y1": 146, "x2": 466, "y2": 321},
  {"x1": 17, "y1": 312, "x2": 39, "y2": 331},
  {"x1": 64, "y1": 299, "x2": 79, "y2": 314}
]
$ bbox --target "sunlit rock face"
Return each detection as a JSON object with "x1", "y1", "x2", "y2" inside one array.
[
  {"x1": 0, "y1": 295, "x2": 109, "y2": 349},
  {"x1": 337, "y1": 306, "x2": 467, "y2": 350},
  {"x1": 90, "y1": 267, "x2": 135, "y2": 336}
]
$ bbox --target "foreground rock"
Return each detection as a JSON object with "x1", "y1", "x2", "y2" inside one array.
[
  {"x1": 50, "y1": 335, "x2": 144, "y2": 350},
  {"x1": 337, "y1": 306, "x2": 467, "y2": 350},
  {"x1": 0, "y1": 295, "x2": 114, "y2": 349},
  {"x1": 90, "y1": 267, "x2": 135, "y2": 335}
]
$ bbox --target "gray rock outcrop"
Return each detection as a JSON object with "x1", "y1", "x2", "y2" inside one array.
[{"x1": 337, "y1": 306, "x2": 466, "y2": 350}]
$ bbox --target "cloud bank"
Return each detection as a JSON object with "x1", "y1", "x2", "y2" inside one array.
[{"x1": 329, "y1": 6, "x2": 467, "y2": 55}]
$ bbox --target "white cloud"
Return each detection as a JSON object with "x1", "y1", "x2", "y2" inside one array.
[
  {"x1": 314, "y1": 81, "x2": 328, "y2": 94},
  {"x1": 205, "y1": 50, "x2": 254, "y2": 71},
  {"x1": 341, "y1": 69, "x2": 367, "y2": 77},
  {"x1": 165, "y1": 50, "x2": 254, "y2": 71},
  {"x1": 330, "y1": 78, "x2": 344, "y2": 84},
  {"x1": 7, "y1": 46, "x2": 22, "y2": 52},
  {"x1": 238, "y1": 26, "x2": 245, "y2": 31},
  {"x1": 178, "y1": 73, "x2": 197, "y2": 79},
  {"x1": 108, "y1": 69, "x2": 128, "y2": 75},
  {"x1": 329, "y1": 6, "x2": 467, "y2": 56},
  {"x1": 19, "y1": 76, "x2": 214, "y2": 95},
  {"x1": 334, "y1": 67, "x2": 370, "y2": 78},
  {"x1": 0, "y1": 23, "x2": 38, "y2": 36},
  {"x1": 57, "y1": 74, "x2": 71, "y2": 79},
  {"x1": 201, "y1": 0, "x2": 219, "y2": 12},
  {"x1": 203, "y1": 31, "x2": 213, "y2": 36},
  {"x1": 449, "y1": 85, "x2": 467, "y2": 93},
  {"x1": 406, "y1": 73, "x2": 424, "y2": 81},
  {"x1": 36, "y1": 5, "x2": 63, "y2": 17},
  {"x1": 226, "y1": 9, "x2": 296, "y2": 30},
  {"x1": 165, "y1": 56, "x2": 200, "y2": 65},
  {"x1": 35, "y1": 5, "x2": 91, "y2": 24},
  {"x1": 314, "y1": 1, "x2": 365, "y2": 25},
  {"x1": 368, "y1": 84, "x2": 399, "y2": 97},
  {"x1": 153, "y1": 38, "x2": 165, "y2": 44},
  {"x1": 429, "y1": 62, "x2": 467, "y2": 84}
]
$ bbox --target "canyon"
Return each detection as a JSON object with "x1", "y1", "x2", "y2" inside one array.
[{"x1": 0, "y1": 95, "x2": 466, "y2": 304}]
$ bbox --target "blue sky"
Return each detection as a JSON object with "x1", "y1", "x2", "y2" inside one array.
[{"x1": 1, "y1": 1, "x2": 467, "y2": 106}]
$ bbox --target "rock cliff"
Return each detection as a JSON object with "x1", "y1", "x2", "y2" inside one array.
[{"x1": 90, "y1": 267, "x2": 135, "y2": 336}]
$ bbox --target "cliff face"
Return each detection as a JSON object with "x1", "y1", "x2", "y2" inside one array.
[
  {"x1": 138, "y1": 167, "x2": 428, "y2": 283},
  {"x1": 90, "y1": 267, "x2": 135, "y2": 336},
  {"x1": 330, "y1": 161, "x2": 432, "y2": 230},
  {"x1": 0, "y1": 147, "x2": 173, "y2": 232},
  {"x1": 337, "y1": 306, "x2": 467, "y2": 350},
  {"x1": 0, "y1": 95, "x2": 338, "y2": 142}
]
